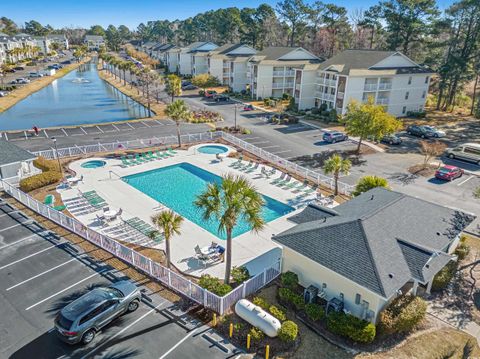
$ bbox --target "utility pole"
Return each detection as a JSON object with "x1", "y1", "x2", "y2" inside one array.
[{"x1": 51, "y1": 137, "x2": 63, "y2": 177}]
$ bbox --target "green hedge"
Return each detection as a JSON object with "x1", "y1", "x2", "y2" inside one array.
[
  {"x1": 278, "y1": 321, "x2": 298, "y2": 342},
  {"x1": 252, "y1": 296, "x2": 269, "y2": 310},
  {"x1": 379, "y1": 295, "x2": 427, "y2": 334},
  {"x1": 269, "y1": 305, "x2": 286, "y2": 321},
  {"x1": 281, "y1": 271, "x2": 299, "y2": 289},
  {"x1": 231, "y1": 266, "x2": 250, "y2": 284},
  {"x1": 198, "y1": 275, "x2": 232, "y2": 296},
  {"x1": 278, "y1": 287, "x2": 304, "y2": 310},
  {"x1": 432, "y1": 261, "x2": 457, "y2": 291},
  {"x1": 305, "y1": 303, "x2": 325, "y2": 322},
  {"x1": 327, "y1": 312, "x2": 376, "y2": 343},
  {"x1": 249, "y1": 326, "x2": 264, "y2": 341},
  {"x1": 19, "y1": 171, "x2": 62, "y2": 192}
]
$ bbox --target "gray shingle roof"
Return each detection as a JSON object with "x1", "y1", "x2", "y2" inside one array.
[
  {"x1": 288, "y1": 203, "x2": 338, "y2": 224},
  {"x1": 0, "y1": 140, "x2": 36, "y2": 166},
  {"x1": 274, "y1": 188, "x2": 475, "y2": 298},
  {"x1": 318, "y1": 49, "x2": 431, "y2": 75}
]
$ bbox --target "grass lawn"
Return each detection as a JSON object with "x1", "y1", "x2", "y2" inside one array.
[{"x1": 357, "y1": 328, "x2": 480, "y2": 359}]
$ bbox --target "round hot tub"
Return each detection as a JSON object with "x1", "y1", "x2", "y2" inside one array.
[
  {"x1": 81, "y1": 160, "x2": 107, "y2": 169},
  {"x1": 197, "y1": 145, "x2": 229, "y2": 155}
]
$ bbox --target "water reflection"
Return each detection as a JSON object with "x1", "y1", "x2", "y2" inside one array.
[{"x1": 0, "y1": 62, "x2": 150, "y2": 130}]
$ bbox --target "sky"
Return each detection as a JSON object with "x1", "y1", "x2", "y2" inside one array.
[{"x1": 2, "y1": 0, "x2": 456, "y2": 30}]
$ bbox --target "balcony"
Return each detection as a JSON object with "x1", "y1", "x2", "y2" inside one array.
[
  {"x1": 285, "y1": 70, "x2": 295, "y2": 77},
  {"x1": 364, "y1": 83, "x2": 378, "y2": 91},
  {"x1": 337, "y1": 92, "x2": 344, "y2": 100},
  {"x1": 223, "y1": 72, "x2": 230, "y2": 77},
  {"x1": 376, "y1": 98, "x2": 389, "y2": 105},
  {"x1": 272, "y1": 82, "x2": 295, "y2": 89},
  {"x1": 273, "y1": 71, "x2": 285, "y2": 77},
  {"x1": 324, "y1": 79, "x2": 336, "y2": 87},
  {"x1": 223, "y1": 63, "x2": 230, "y2": 69},
  {"x1": 378, "y1": 82, "x2": 392, "y2": 90},
  {"x1": 284, "y1": 82, "x2": 294, "y2": 88},
  {"x1": 336, "y1": 107, "x2": 343, "y2": 114},
  {"x1": 316, "y1": 92, "x2": 335, "y2": 101}
]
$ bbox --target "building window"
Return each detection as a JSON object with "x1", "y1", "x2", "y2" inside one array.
[
  {"x1": 408, "y1": 76, "x2": 412, "y2": 85},
  {"x1": 402, "y1": 106, "x2": 406, "y2": 114},
  {"x1": 355, "y1": 294, "x2": 361, "y2": 304},
  {"x1": 405, "y1": 92, "x2": 409, "y2": 100},
  {"x1": 322, "y1": 283, "x2": 327, "y2": 289},
  {"x1": 425, "y1": 76, "x2": 429, "y2": 84},
  {"x1": 422, "y1": 91, "x2": 426, "y2": 99},
  {"x1": 339, "y1": 293, "x2": 344, "y2": 301}
]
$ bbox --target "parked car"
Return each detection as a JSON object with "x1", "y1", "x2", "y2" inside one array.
[
  {"x1": 14, "y1": 66, "x2": 25, "y2": 71},
  {"x1": 243, "y1": 104, "x2": 255, "y2": 111},
  {"x1": 182, "y1": 84, "x2": 197, "y2": 90},
  {"x1": 6, "y1": 68, "x2": 16, "y2": 73},
  {"x1": 204, "y1": 90, "x2": 217, "y2": 98},
  {"x1": 381, "y1": 134, "x2": 402, "y2": 145},
  {"x1": 406, "y1": 125, "x2": 431, "y2": 138},
  {"x1": 446, "y1": 143, "x2": 480, "y2": 165},
  {"x1": 12, "y1": 78, "x2": 30, "y2": 84},
  {"x1": 0, "y1": 91, "x2": 7, "y2": 97},
  {"x1": 435, "y1": 165, "x2": 463, "y2": 181},
  {"x1": 28, "y1": 72, "x2": 43, "y2": 78},
  {"x1": 181, "y1": 80, "x2": 192, "y2": 86},
  {"x1": 323, "y1": 131, "x2": 348, "y2": 143},
  {"x1": 423, "y1": 125, "x2": 446, "y2": 138},
  {"x1": 214, "y1": 94, "x2": 230, "y2": 102},
  {"x1": 55, "y1": 281, "x2": 141, "y2": 345}
]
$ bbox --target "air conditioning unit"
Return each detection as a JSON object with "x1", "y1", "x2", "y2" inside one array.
[{"x1": 304, "y1": 285, "x2": 319, "y2": 304}]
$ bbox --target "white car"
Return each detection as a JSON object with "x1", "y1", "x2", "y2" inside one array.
[
  {"x1": 423, "y1": 126, "x2": 446, "y2": 138},
  {"x1": 16, "y1": 78, "x2": 31, "y2": 84},
  {"x1": 0, "y1": 91, "x2": 7, "y2": 97},
  {"x1": 29, "y1": 72, "x2": 44, "y2": 78}
]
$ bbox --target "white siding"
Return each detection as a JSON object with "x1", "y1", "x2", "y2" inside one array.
[
  {"x1": 373, "y1": 53, "x2": 418, "y2": 68},
  {"x1": 281, "y1": 246, "x2": 387, "y2": 322},
  {"x1": 179, "y1": 51, "x2": 192, "y2": 75},
  {"x1": 296, "y1": 69, "x2": 317, "y2": 110}
]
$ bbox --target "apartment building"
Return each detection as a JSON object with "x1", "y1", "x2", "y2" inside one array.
[
  {"x1": 0, "y1": 33, "x2": 36, "y2": 63},
  {"x1": 207, "y1": 43, "x2": 257, "y2": 92},
  {"x1": 151, "y1": 44, "x2": 175, "y2": 65},
  {"x1": 34, "y1": 36, "x2": 53, "y2": 54},
  {"x1": 178, "y1": 42, "x2": 218, "y2": 76},
  {"x1": 165, "y1": 45, "x2": 181, "y2": 73},
  {"x1": 47, "y1": 34, "x2": 69, "y2": 50},
  {"x1": 247, "y1": 47, "x2": 322, "y2": 99},
  {"x1": 297, "y1": 50, "x2": 433, "y2": 117},
  {"x1": 84, "y1": 35, "x2": 105, "y2": 50}
]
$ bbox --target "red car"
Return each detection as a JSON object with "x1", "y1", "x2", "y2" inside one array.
[
  {"x1": 435, "y1": 165, "x2": 464, "y2": 181},
  {"x1": 204, "y1": 90, "x2": 217, "y2": 98},
  {"x1": 243, "y1": 104, "x2": 254, "y2": 111}
]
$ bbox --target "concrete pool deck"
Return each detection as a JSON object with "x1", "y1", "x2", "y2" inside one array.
[{"x1": 60, "y1": 145, "x2": 318, "y2": 278}]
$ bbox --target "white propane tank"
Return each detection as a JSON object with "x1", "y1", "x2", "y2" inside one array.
[{"x1": 234, "y1": 299, "x2": 281, "y2": 337}]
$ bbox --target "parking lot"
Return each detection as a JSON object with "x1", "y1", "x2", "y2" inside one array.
[{"x1": 0, "y1": 199, "x2": 240, "y2": 359}]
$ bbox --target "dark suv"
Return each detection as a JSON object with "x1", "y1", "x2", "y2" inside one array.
[
  {"x1": 55, "y1": 281, "x2": 141, "y2": 345},
  {"x1": 214, "y1": 94, "x2": 230, "y2": 102},
  {"x1": 406, "y1": 125, "x2": 431, "y2": 138}
]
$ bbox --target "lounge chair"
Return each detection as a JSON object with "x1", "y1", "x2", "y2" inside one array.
[
  {"x1": 277, "y1": 175, "x2": 291, "y2": 187},
  {"x1": 285, "y1": 179, "x2": 300, "y2": 189},
  {"x1": 292, "y1": 180, "x2": 308, "y2": 192},
  {"x1": 120, "y1": 156, "x2": 131, "y2": 167},
  {"x1": 304, "y1": 184, "x2": 318, "y2": 195},
  {"x1": 240, "y1": 161, "x2": 253, "y2": 172},
  {"x1": 168, "y1": 147, "x2": 177, "y2": 155},
  {"x1": 53, "y1": 205, "x2": 66, "y2": 211},
  {"x1": 229, "y1": 158, "x2": 242, "y2": 168},
  {"x1": 135, "y1": 154, "x2": 145, "y2": 163},
  {"x1": 245, "y1": 162, "x2": 259, "y2": 174},
  {"x1": 270, "y1": 172, "x2": 286, "y2": 185},
  {"x1": 43, "y1": 194, "x2": 55, "y2": 206}
]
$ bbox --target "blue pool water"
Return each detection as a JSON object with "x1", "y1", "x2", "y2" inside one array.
[
  {"x1": 0, "y1": 62, "x2": 150, "y2": 131},
  {"x1": 197, "y1": 145, "x2": 229, "y2": 154},
  {"x1": 123, "y1": 163, "x2": 294, "y2": 240},
  {"x1": 81, "y1": 160, "x2": 106, "y2": 169}
]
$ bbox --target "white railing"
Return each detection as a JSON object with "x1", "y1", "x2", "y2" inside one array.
[
  {"x1": 324, "y1": 79, "x2": 336, "y2": 87},
  {"x1": 273, "y1": 71, "x2": 285, "y2": 77},
  {"x1": 0, "y1": 179, "x2": 281, "y2": 314},
  {"x1": 378, "y1": 83, "x2": 392, "y2": 91},
  {"x1": 272, "y1": 83, "x2": 284, "y2": 89},
  {"x1": 220, "y1": 132, "x2": 353, "y2": 195},
  {"x1": 285, "y1": 70, "x2": 295, "y2": 77},
  {"x1": 376, "y1": 98, "x2": 389, "y2": 105},
  {"x1": 284, "y1": 82, "x2": 294, "y2": 88},
  {"x1": 364, "y1": 83, "x2": 377, "y2": 91}
]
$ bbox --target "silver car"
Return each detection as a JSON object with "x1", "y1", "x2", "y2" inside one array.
[{"x1": 55, "y1": 281, "x2": 141, "y2": 345}]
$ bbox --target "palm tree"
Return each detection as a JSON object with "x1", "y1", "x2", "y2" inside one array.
[
  {"x1": 165, "y1": 100, "x2": 191, "y2": 146},
  {"x1": 195, "y1": 174, "x2": 265, "y2": 284},
  {"x1": 150, "y1": 210, "x2": 183, "y2": 269},
  {"x1": 323, "y1": 154, "x2": 351, "y2": 196},
  {"x1": 166, "y1": 74, "x2": 182, "y2": 103}
]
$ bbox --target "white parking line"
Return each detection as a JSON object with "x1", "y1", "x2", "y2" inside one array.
[
  {"x1": 457, "y1": 176, "x2": 473, "y2": 186},
  {"x1": 112, "y1": 124, "x2": 120, "y2": 131},
  {"x1": 80, "y1": 300, "x2": 166, "y2": 359},
  {"x1": 61, "y1": 128, "x2": 69, "y2": 136},
  {"x1": 0, "y1": 244, "x2": 59, "y2": 270},
  {"x1": 25, "y1": 270, "x2": 103, "y2": 310},
  {"x1": 141, "y1": 121, "x2": 151, "y2": 127},
  {"x1": 0, "y1": 234, "x2": 37, "y2": 251},
  {"x1": 43, "y1": 129, "x2": 48, "y2": 138},
  {"x1": 7, "y1": 257, "x2": 79, "y2": 291},
  {"x1": 262, "y1": 145, "x2": 281, "y2": 149},
  {"x1": 249, "y1": 141, "x2": 270, "y2": 145},
  {"x1": 158, "y1": 327, "x2": 199, "y2": 359},
  {"x1": 0, "y1": 223, "x2": 21, "y2": 232},
  {"x1": 271, "y1": 150, "x2": 292, "y2": 155},
  {"x1": 96, "y1": 125, "x2": 104, "y2": 133}
]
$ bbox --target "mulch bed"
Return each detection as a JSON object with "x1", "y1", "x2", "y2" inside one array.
[{"x1": 407, "y1": 164, "x2": 438, "y2": 177}]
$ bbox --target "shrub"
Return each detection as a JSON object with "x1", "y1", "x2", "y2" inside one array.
[
  {"x1": 432, "y1": 261, "x2": 457, "y2": 291},
  {"x1": 253, "y1": 296, "x2": 269, "y2": 310},
  {"x1": 198, "y1": 90, "x2": 205, "y2": 96},
  {"x1": 379, "y1": 295, "x2": 427, "y2": 334},
  {"x1": 455, "y1": 241, "x2": 470, "y2": 261},
  {"x1": 269, "y1": 305, "x2": 286, "y2": 321},
  {"x1": 305, "y1": 303, "x2": 325, "y2": 322},
  {"x1": 278, "y1": 321, "x2": 298, "y2": 342},
  {"x1": 19, "y1": 171, "x2": 62, "y2": 192},
  {"x1": 231, "y1": 266, "x2": 250, "y2": 284},
  {"x1": 278, "y1": 287, "x2": 304, "y2": 310},
  {"x1": 249, "y1": 327, "x2": 265, "y2": 341},
  {"x1": 198, "y1": 275, "x2": 232, "y2": 296},
  {"x1": 33, "y1": 156, "x2": 60, "y2": 172},
  {"x1": 281, "y1": 271, "x2": 299, "y2": 289},
  {"x1": 327, "y1": 311, "x2": 376, "y2": 343}
]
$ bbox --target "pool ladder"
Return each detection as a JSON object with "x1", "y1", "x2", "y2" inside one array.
[{"x1": 109, "y1": 170, "x2": 122, "y2": 180}]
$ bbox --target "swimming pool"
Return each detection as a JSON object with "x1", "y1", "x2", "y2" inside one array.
[
  {"x1": 81, "y1": 160, "x2": 106, "y2": 169},
  {"x1": 197, "y1": 145, "x2": 229, "y2": 154},
  {"x1": 122, "y1": 163, "x2": 294, "y2": 240}
]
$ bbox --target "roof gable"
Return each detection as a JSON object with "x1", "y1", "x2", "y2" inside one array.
[
  {"x1": 371, "y1": 52, "x2": 419, "y2": 69},
  {"x1": 0, "y1": 140, "x2": 36, "y2": 166}
]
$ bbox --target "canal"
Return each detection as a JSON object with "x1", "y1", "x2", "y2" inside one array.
[{"x1": 0, "y1": 62, "x2": 150, "y2": 131}]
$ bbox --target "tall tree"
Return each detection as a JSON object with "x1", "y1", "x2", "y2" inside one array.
[
  {"x1": 165, "y1": 100, "x2": 191, "y2": 146},
  {"x1": 276, "y1": 0, "x2": 311, "y2": 46},
  {"x1": 166, "y1": 74, "x2": 182, "y2": 102},
  {"x1": 344, "y1": 97, "x2": 401, "y2": 154},
  {"x1": 359, "y1": 5, "x2": 384, "y2": 49},
  {"x1": 24, "y1": 20, "x2": 48, "y2": 36},
  {"x1": 323, "y1": 154, "x2": 351, "y2": 195},
  {"x1": 239, "y1": 4, "x2": 276, "y2": 49},
  {"x1": 87, "y1": 25, "x2": 106, "y2": 37},
  {"x1": 150, "y1": 210, "x2": 183, "y2": 269},
  {"x1": 117, "y1": 25, "x2": 131, "y2": 43},
  {"x1": 372, "y1": 0, "x2": 439, "y2": 56},
  {"x1": 322, "y1": 3, "x2": 351, "y2": 56},
  {"x1": 195, "y1": 174, "x2": 265, "y2": 284},
  {"x1": 0, "y1": 17, "x2": 19, "y2": 35},
  {"x1": 352, "y1": 176, "x2": 390, "y2": 197},
  {"x1": 105, "y1": 25, "x2": 121, "y2": 51}
]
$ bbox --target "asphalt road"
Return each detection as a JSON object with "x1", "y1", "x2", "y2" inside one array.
[{"x1": 0, "y1": 199, "x2": 240, "y2": 359}]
